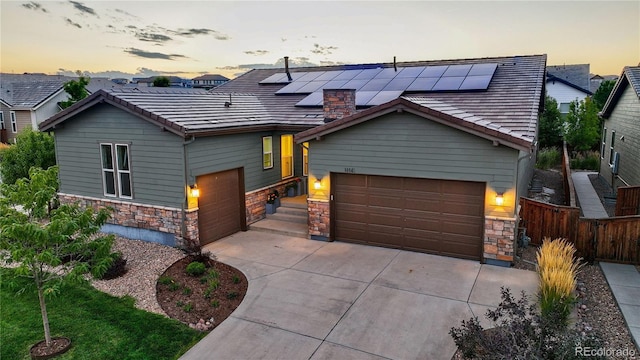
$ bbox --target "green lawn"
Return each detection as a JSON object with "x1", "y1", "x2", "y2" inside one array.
[{"x1": 0, "y1": 267, "x2": 205, "y2": 360}]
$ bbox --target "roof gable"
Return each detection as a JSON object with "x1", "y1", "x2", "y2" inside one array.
[
  {"x1": 0, "y1": 80, "x2": 66, "y2": 109},
  {"x1": 295, "y1": 97, "x2": 532, "y2": 152},
  {"x1": 546, "y1": 74, "x2": 592, "y2": 95},
  {"x1": 601, "y1": 66, "x2": 640, "y2": 118},
  {"x1": 547, "y1": 64, "x2": 591, "y2": 91}
]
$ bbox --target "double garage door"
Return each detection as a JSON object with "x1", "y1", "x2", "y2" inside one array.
[{"x1": 333, "y1": 174, "x2": 485, "y2": 260}]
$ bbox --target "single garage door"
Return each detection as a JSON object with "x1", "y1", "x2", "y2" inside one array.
[
  {"x1": 197, "y1": 169, "x2": 244, "y2": 245},
  {"x1": 333, "y1": 173, "x2": 484, "y2": 260}
]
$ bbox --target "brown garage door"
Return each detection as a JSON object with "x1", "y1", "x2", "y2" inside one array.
[
  {"x1": 197, "y1": 169, "x2": 244, "y2": 245},
  {"x1": 333, "y1": 174, "x2": 484, "y2": 260}
]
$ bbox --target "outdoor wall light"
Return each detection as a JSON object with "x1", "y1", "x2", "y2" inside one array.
[
  {"x1": 190, "y1": 184, "x2": 200, "y2": 198},
  {"x1": 314, "y1": 180, "x2": 322, "y2": 190},
  {"x1": 495, "y1": 192, "x2": 504, "y2": 206}
]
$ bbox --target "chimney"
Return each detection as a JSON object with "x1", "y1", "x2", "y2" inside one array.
[
  {"x1": 284, "y1": 56, "x2": 292, "y2": 81},
  {"x1": 323, "y1": 89, "x2": 356, "y2": 123}
]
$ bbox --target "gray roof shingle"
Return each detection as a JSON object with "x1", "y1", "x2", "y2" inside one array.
[
  {"x1": 547, "y1": 64, "x2": 591, "y2": 91},
  {"x1": 0, "y1": 80, "x2": 65, "y2": 108}
]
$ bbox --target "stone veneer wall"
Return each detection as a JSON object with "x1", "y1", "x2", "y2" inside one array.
[
  {"x1": 308, "y1": 199, "x2": 330, "y2": 239},
  {"x1": 484, "y1": 216, "x2": 517, "y2": 263},
  {"x1": 58, "y1": 193, "x2": 198, "y2": 247},
  {"x1": 245, "y1": 178, "x2": 301, "y2": 225}
]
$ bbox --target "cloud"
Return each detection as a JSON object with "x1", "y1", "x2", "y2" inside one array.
[
  {"x1": 57, "y1": 67, "x2": 205, "y2": 80},
  {"x1": 64, "y1": 18, "x2": 82, "y2": 28},
  {"x1": 136, "y1": 32, "x2": 173, "y2": 44},
  {"x1": 114, "y1": 8, "x2": 139, "y2": 19},
  {"x1": 170, "y1": 28, "x2": 230, "y2": 40},
  {"x1": 22, "y1": 2, "x2": 48, "y2": 13},
  {"x1": 311, "y1": 43, "x2": 338, "y2": 55},
  {"x1": 124, "y1": 48, "x2": 188, "y2": 60},
  {"x1": 244, "y1": 50, "x2": 269, "y2": 56},
  {"x1": 69, "y1": 1, "x2": 97, "y2": 16}
]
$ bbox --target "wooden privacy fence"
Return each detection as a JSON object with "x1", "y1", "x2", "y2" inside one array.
[
  {"x1": 519, "y1": 198, "x2": 640, "y2": 264},
  {"x1": 616, "y1": 186, "x2": 640, "y2": 216}
]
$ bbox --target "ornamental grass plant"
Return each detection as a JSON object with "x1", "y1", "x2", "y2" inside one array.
[{"x1": 536, "y1": 237, "x2": 581, "y2": 328}]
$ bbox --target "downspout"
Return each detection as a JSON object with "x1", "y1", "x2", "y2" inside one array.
[{"x1": 181, "y1": 135, "x2": 196, "y2": 247}]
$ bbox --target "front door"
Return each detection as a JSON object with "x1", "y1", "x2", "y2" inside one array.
[{"x1": 281, "y1": 134, "x2": 293, "y2": 179}]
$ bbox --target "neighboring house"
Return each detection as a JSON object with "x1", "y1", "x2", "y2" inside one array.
[
  {"x1": 598, "y1": 66, "x2": 640, "y2": 189},
  {"x1": 40, "y1": 54, "x2": 546, "y2": 267},
  {"x1": 0, "y1": 79, "x2": 67, "y2": 143},
  {"x1": 590, "y1": 74, "x2": 619, "y2": 93},
  {"x1": 546, "y1": 65, "x2": 593, "y2": 115},
  {"x1": 192, "y1": 74, "x2": 230, "y2": 89}
]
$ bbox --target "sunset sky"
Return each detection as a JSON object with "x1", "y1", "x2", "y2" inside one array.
[{"x1": 1, "y1": 1, "x2": 638, "y2": 80}]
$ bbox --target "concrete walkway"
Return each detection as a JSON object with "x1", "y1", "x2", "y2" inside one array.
[
  {"x1": 180, "y1": 231, "x2": 538, "y2": 360},
  {"x1": 600, "y1": 263, "x2": 640, "y2": 349},
  {"x1": 571, "y1": 171, "x2": 609, "y2": 218}
]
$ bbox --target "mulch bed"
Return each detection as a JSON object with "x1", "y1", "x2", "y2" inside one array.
[
  {"x1": 156, "y1": 256, "x2": 247, "y2": 331},
  {"x1": 30, "y1": 337, "x2": 71, "y2": 359}
]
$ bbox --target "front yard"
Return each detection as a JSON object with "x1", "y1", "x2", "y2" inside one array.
[{"x1": 0, "y1": 267, "x2": 205, "y2": 360}]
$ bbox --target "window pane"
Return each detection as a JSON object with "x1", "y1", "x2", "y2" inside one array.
[
  {"x1": 101, "y1": 145, "x2": 113, "y2": 169},
  {"x1": 263, "y1": 137, "x2": 272, "y2": 169},
  {"x1": 117, "y1": 145, "x2": 129, "y2": 170},
  {"x1": 104, "y1": 171, "x2": 116, "y2": 195},
  {"x1": 263, "y1": 154, "x2": 272, "y2": 168},
  {"x1": 120, "y1": 172, "x2": 132, "y2": 197}
]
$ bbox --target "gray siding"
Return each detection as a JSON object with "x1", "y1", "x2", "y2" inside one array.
[
  {"x1": 54, "y1": 103, "x2": 186, "y2": 208},
  {"x1": 309, "y1": 112, "x2": 520, "y2": 216},
  {"x1": 187, "y1": 131, "x2": 303, "y2": 192},
  {"x1": 599, "y1": 86, "x2": 640, "y2": 187}
]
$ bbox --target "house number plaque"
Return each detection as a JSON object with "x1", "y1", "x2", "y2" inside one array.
[{"x1": 344, "y1": 167, "x2": 355, "y2": 173}]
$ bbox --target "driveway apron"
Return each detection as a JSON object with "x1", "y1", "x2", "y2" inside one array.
[{"x1": 180, "y1": 231, "x2": 539, "y2": 360}]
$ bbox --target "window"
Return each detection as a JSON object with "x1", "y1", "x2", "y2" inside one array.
[
  {"x1": 559, "y1": 103, "x2": 570, "y2": 114},
  {"x1": 601, "y1": 128, "x2": 606, "y2": 159},
  {"x1": 281, "y1": 134, "x2": 293, "y2": 179},
  {"x1": 262, "y1": 136, "x2": 273, "y2": 169},
  {"x1": 0, "y1": 112, "x2": 4, "y2": 130},
  {"x1": 302, "y1": 142, "x2": 309, "y2": 176},
  {"x1": 609, "y1": 131, "x2": 616, "y2": 165},
  {"x1": 100, "y1": 143, "x2": 133, "y2": 198},
  {"x1": 10, "y1": 111, "x2": 17, "y2": 133}
]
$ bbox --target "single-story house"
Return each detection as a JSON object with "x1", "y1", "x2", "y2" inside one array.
[
  {"x1": 598, "y1": 66, "x2": 640, "y2": 189},
  {"x1": 0, "y1": 78, "x2": 67, "y2": 143},
  {"x1": 40, "y1": 54, "x2": 546, "y2": 266}
]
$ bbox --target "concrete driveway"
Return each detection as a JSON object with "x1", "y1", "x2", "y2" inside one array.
[{"x1": 180, "y1": 231, "x2": 538, "y2": 360}]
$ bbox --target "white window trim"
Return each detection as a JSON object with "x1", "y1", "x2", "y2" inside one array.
[
  {"x1": 0, "y1": 112, "x2": 4, "y2": 130},
  {"x1": 116, "y1": 144, "x2": 133, "y2": 199},
  {"x1": 302, "y1": 142, "x2": 309, "y2": 176},
  {"x1": 100, "y1": 143, "x2": 117, "y2": 197},
  {"x1": 10, "y1": 111, "x2": 17, "y2": 133},
  {"x1": 262, "y1": 136, "x2": 273, "y2": 170},
  {"x1": 281, "y1": 134, "x2": 294, "y2": 179}
]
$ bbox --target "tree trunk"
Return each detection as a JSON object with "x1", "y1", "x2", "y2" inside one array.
[{"x1": 37, "y1": 286, "x2": 52, "y2": 346}]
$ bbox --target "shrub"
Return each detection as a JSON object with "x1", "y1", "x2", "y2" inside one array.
[
  {"x1": 536, "y1": 147, "x2": 561, "y2": 169},
  {"x1": 182, "y1": 302, "x2": 193, "y2": 313},
  {"x1": 537, "y1": 237, "x2": 580, "y2": 328},
  {"x1": 450, "y1": 287, "x2": 603, "y2": 359},
  {"x1": 226, "y1": 291, "x2": 239, "y2": 300},
  {"x1": 233, "y1": 275, "x2": 241, "y2": 284},
  {"x1": 97, "y1": 252, "x2": 128, "y2": 280},
  {"x1": 158, "y1": 275, "x2": 174, "y2": 285},
  {"x1": 570, "y1": 151, "x2": 599, "y2": 170},
  {"x1": 168, "y1": 282, "x2": 180, "y2": 292},
  {"x1": 186, "y1": 261, "x2": 206, "y2": 277},
  {"x1": 211, "y1": 299, "x2": 220, "y2": 308},
  {"x1": 0, "y1": 129, "x2": 56, "y2": 185},
  {"x1": 182, "y1": 287, "x2": 192, "y2": 295}
]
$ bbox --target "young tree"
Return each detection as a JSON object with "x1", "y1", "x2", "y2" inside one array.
[
  {"x1": 538, "y1": 95, "x2": 564, "y2": 148},
  {"x1": 60, "y1": 71, "x2": 90, "y2": 109},
  {"x1": 563, "y1": 97, "x2": 600, "y2": 151},
  {"x1": 592, "y1": 79, "x2": 616, "y2": 111},
  {"x1": 0, "y1": 128, "x2": 56, "y2": 185},
  {"x1": 153, "y1": 76, "x2": 171, "y2": 87},
  {"x1": 0, "y1": 166, "x2": 114, "y2": 347}
]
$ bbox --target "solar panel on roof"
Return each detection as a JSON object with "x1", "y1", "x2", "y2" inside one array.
[
  {"x1": 406, "y1": 77, "x2": 438, "y2": 91},
  {"x1": 373, "y1": 68, "x2": 400, "y2": 79},
  {"x1": 432, "y1": 76, "x2": 465, "y2": 91},
  {"x1": 295, "y1": 91, "x2": 324, "y2": 106},
  {"x1": 296, "y1": 72, "x2": 322, "y2": 82},
  {"x1": 275, "y1": 81, "x2": 310, "y2": 94},
  {"x1": 314, "y1": 71, "x2": 343, "y2": 81},
  {"x1": 468, "y1": 63, "x2": 498, "y2": 76},
  {"x1": 458, "y1": 75, "x2": 493, "y2": 90},
  {"x1": 366, "y1": 90, "x2": 404, "y2": 106},
  {"x1": 383, "y1": 77, "x2": 414, "y2": 91},
  {"x1": 323, "y1": 80, "x2": 349, "y2": 89},
  {"x1": 419, "y1": 66, "x2": 448, "y2": 78},
  {"x1": 442, "y1": 64, "x2": 472, "y2": 77},
  {"x1": 341, "y1": 79, "x2": 369, "y2": 90},
  {"x1": 396, "y1": 67, "x2": 426, "y2": 78},
  {"x1": 355, "y1": 91, "x2": 379, "y2": 106},
  {"x1": 259, "y1": 73, "x2": 289, "y2": 84},
  {"x1": 354, "y1": 68, "x2": 383, "y2": 80},
  {"x1": 296, "y1": 81, "x2": 328, "y2": 93},
  {"x1": 333, "y1": 70, "x2": 361, "y2": 81},
  {"x1": 361, "y1": 78, "x2": 393, "y2": 91}
]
